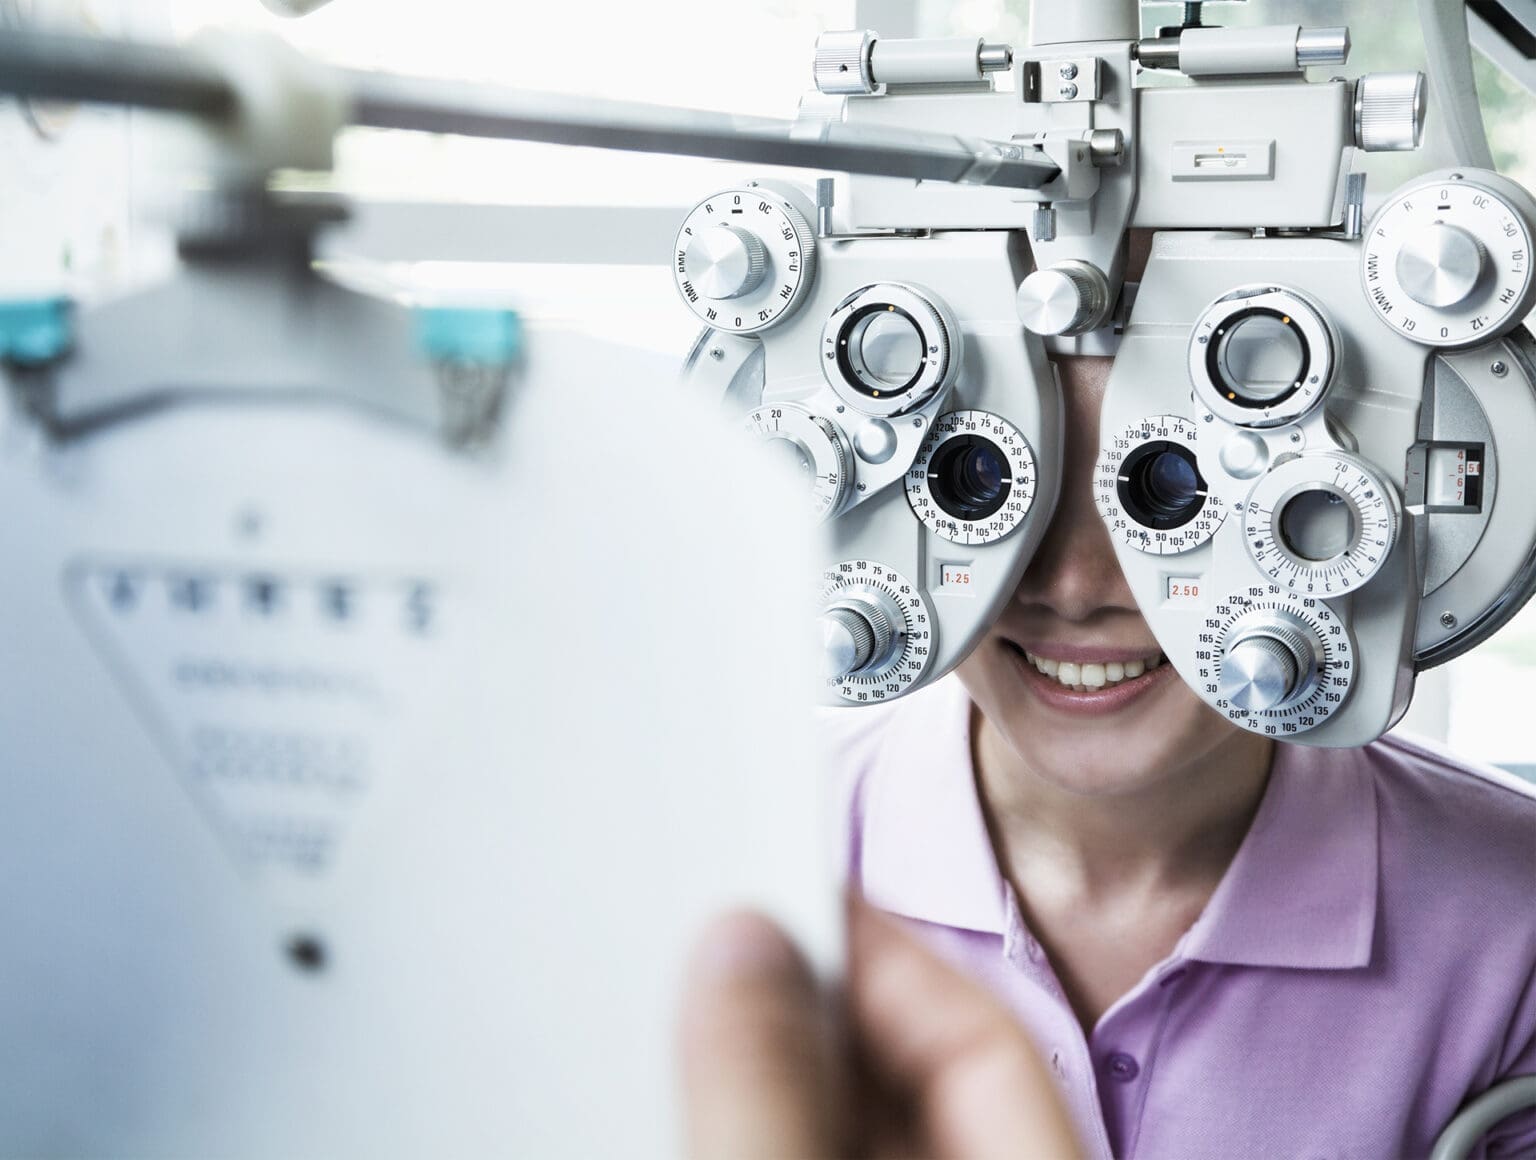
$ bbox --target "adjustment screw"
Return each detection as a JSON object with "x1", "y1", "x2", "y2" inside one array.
[
  {"x1": 1059, "y1": 62, "x2": 1078, "y2": 80},
  {"x1": 1491, "y1": 360, "x2": 1508, "y2": 377},
  {"x1": 1289, "y1": 431, "x2": 1303, "y2": 444},
  {"x1": 913, "y1": 417, "x2": 923, "y2": 427},
  {"x1": 1440, "y1": 611, "x2": 1458, "y2": 629},
  {"x1": 1058, "y1": 82, "x2": 1079, "y2": 100},
  {"x1": 709, "y1": 348, "x2": 724, "y2": 361}
]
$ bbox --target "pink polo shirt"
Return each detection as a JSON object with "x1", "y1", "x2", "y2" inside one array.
[{"x1": 823, "y1": 677, "x2": 1536, "y2": 1159}]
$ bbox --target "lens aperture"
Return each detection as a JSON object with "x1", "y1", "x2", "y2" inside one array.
[
  {"x1": 1209, "y1": 308, "x2": 1308, "y2": 409},
  {"x1": 928, "y1": 435, "x2": 1011, "y2": 521},
  {"x1": 1118, "y1": 441, "x2": 1208, "y2": 531}
]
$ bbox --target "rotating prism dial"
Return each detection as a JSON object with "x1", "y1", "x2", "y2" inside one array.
[
  {"x1": 819, "y1": 560, "x2": 934, "y2": 704},
  {"x1": 745, "y1": 402, "x2": 853, "y2": 522},
  {"x1": 674, "y1": 187, "x2": 817, "y2": 334}
]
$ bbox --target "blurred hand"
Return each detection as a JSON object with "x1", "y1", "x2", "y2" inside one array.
[{"x1": 678, "y1": 897, "x2": 1083, "y2": 1159}]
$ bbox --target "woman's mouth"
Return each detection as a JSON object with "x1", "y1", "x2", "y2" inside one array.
[{"x1": 1001, "y1": 640, "x2": 1175, "y2": 712}]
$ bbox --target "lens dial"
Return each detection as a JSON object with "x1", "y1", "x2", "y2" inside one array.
[
  {"x1": 1362, "y1": 169, "x2": 1536, "y2": 347},
  {"x1": 905, "y1": 410, "x2": 1038, "y2": 546},
  {"x1": 821, "y1": 283, "x2": 959, "y2": 418},
  {"x1": 819, "y1": 560, "x2": 934, "y2": 704},
  {"x1": 1095, "y1": 415, "x2": 1228, "y2": 555},
  {"x1": 1242, "y1": 451, "x2": 1399, "y2": 597},
  {"x1": 674, "y1": 187, "x2": 816, "y2": 334},
  {"x1": 1199, "y1": 587, "x2": 1355, "y2": 736},
  {"x1": 745, "y1": 402, "x2": 853, "y2": 522},
  {"x1": 1188, "y1": 287, "x2": 1334, "y2": 428}
]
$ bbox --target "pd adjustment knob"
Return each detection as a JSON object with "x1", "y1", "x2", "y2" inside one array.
[
  {"x1": 1016, "y1": 261, "x2": 1112, "y2": 337},
  {"x1": 1395, "y1": 223, "x2": 1486, "y2": 309},
  {"x1": 686, "y1": 225, "x2": 768, "y2": 300},
  {"x1": 819, "y1": 600, "x2": 894, "y2": 679},
  {"x1": 1218, "y1": 620, "x2": 1316, "y2": 712}
]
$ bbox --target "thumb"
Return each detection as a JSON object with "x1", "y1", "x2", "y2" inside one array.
[{"x1": 678, "y1": 911, "x2": 841, "y2": 1160}]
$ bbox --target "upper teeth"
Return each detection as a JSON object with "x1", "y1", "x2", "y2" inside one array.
[{"x1": 1023, "y1": 650, "x2": 1163, "y2": 691}]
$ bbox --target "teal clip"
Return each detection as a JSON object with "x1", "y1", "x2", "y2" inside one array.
[
  {"x1": 0, "y1": 297, "x2": 73, "y2": 365},
  {"x1": 415, "y1": 306, "x2": 523, "y2": 366}
]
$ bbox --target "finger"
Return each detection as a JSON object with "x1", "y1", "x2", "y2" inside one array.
[
  {"x1": 848, "y1": 899, "x2": 1083, "y2": 1160},
  {"x1": 677, "y1": 910, "x2": 841, "y2": 1160}
]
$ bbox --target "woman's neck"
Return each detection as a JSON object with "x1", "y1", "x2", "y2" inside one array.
[{"x1": 972, "y1": 708, "x2": 1274, "y2": 903}]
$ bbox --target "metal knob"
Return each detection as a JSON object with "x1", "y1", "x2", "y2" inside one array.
[
  {"x1": 1395, "y1": 223, "x2": 1487, "y2": 308},
  {"x1": 1219, "y1": 621, "x2": 1315, "y2": 712},
  {"x1": 685, "y1": 225, "x2": 768, "y2": 301},
  {"x1": 1016, "y1": 260, "x2": 1111, "y2": 336},
  {"x1": 819, "y1": 600, "x2": 893, "y2": 679},
  {"x1": 814, "y1": 30, "x2": 879, "y2": 95},
  {"x1": 1354, "y1": 72, "x2": 1426, "y2": 152}
]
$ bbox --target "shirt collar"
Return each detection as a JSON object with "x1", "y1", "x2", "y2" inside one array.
[
  {"x1": 854, "y1": 679, "x2": 1380, "y2": 968},
  {"x1": 858, "y1": 678, "x2": 1008, "y2": 935},
  {"x1": 1178, "y1": 741, "x2": 1378, "y2": 970}
]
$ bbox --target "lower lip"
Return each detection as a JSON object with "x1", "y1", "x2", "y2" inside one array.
[{"x1": 1003, "y1": 644, "x2": 1176, "y2": 716}]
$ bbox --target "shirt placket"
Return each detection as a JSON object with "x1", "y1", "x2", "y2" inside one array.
[
  {"x1": 1001, "y1": 889, "x2": 1118, "y2": 1160},
  {"x1": 1089, "y1": 963, "x2": 1187, "y2": 1159}
]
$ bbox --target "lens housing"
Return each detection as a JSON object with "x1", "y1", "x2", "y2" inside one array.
[
  {"x1": 1206, "y1": 307, "x2": 1310, "y2": 411},
  {"x1": 1117, "y1": 441, "x2": 1208, "y2": 531},
  {"x1": 927, "y1": 434, "x2": 1011, "y2": 521}
]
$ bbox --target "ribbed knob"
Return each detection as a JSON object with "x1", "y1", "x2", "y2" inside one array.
[
  {"x1": 814, "y1": 30, "x2": 879, "y2": 95},
  {"x1": 685, "y1": 225, "x2": 767, "y2": 301},
  {"x1": 1016, "y1": 260, "x2": 1111, "y2": 336},
  {"x1": 1396, "y1": 223, "x2": 1487, "y2": 308},
  {"x1": 1354, "y1": 72, "x2": 1426, "y2": 152},
  {"x1": 1219, "y1": 621, "x2": 1315, "y2": 712},
  {"x1": 820, "y1": 601, "x2": 893, "y2": 679}
]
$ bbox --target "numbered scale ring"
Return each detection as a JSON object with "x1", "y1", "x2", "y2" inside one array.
[
  {"x1": 1095, "y1": 415, "x2": 1227, "y2": 554},
  {"x1": 674, "y1": 187, "x2": 817, "y2": 334},
  {"x1": 819, "y1": 560, "x2": 934, "y2": 704},
  {"x1": 1200, "y1": 586, "x2": 1356, "y2": 737},
  {"x1": 906, "y1": 410, "x2": 1037, "y2": 545},
  {"x1": 1242, "y1": 451, "x2": 1399, "y2": 597},
  {"x1": 745, "y1": 402, "x2": 853, "y2": 521}
]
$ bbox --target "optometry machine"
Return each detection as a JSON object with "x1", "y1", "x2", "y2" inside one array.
[{"x1": 0, "y1": 0, "x2": 1533, "y2": 1153}]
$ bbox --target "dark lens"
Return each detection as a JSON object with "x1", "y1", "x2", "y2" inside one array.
[
  {"x1": 1116, "y1": 441, "x2": 1205, "y2": 531},
  {"x1": 1144, "y1": 450, "x2": 1199, "y2": 516},
  {"x1": 956, "y1": 445, "x2": 1005, "y2": 507},
  {"x1": 927, "y1": 436, "x2": 1011, "y2": 522}
]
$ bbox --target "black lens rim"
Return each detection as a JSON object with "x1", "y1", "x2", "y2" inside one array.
[
  {"x1": 1205, "y1": 306, "x2": 1310, "y2": 411},
  {"x1": 1117, "y1": 440, "x2": 1208, "y2": 531},
  {"x1": 836, "y1": 304, "x2": 925, "y2": 400},
  {"x1": 928, "y1": 434, "x2": 1012, "y2": 522}
]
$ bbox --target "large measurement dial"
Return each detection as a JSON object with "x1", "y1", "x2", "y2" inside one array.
[
  {"x1": 745, "y1": 402, "x2": 853, "y2": 522},
  {"x1": 1188, "y1": 287, "x2": 1336, "y2": 428},
  {"x1": 1199, "y1": 586, "x2": 1355, "y2": 736},
  {"x1": 821, "y1": 283, "x2": 960, "y2": 417},
  {"x1": 674, "y1": 187, "x2": 817, "y2": 334},
  {"x1": 906, "y1": 410, "x2": 1037, "y2": 545},
  {"x1": 819, "y1": 560, "x2": 934, "y2": 704},
  {"x1": 1242, "y1": 451, "x2": 1399, "y2": 596},
  {"x1": 1095, "y1": 415, "x2": 1227, "y2": 554},
  {"x1": 1362, "y1": 169, "x2": 1536, "y2": 347}
]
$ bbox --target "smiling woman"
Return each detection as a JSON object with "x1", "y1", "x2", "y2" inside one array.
[{"x1": 825, "y1": 339, "x2": 1536, "y2": 1159}]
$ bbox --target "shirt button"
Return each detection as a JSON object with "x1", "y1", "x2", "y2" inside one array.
[{"x1": 1105, "y1": 1052, "x2": 1140, "y2": 1083}]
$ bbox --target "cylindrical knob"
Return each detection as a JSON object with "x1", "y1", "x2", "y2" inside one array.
[
  {"x1": 1395, "y1": 223, "x2": 1487, "y2": 308},
  {"x1": 686, "y1": 225, "x2": 767, "y2": 301},
  {"x1": 1296, "y1": 27, "x2": 1350, "y2": 67},
  {"x1": 1016, "y1": 260, "x2": 1111, "y2": 336},
  {"x1": 814, "y1": 30, "x2": 879, "y2": 95},
  {"x1": 819, "y1": 601, "x2": 893, "y2": 680},
  {"x1": 1354, "y1": 72, "x2": 1426, "y2": 152},
  {"x1": 1219, "y1": 621, "x2": 1314, "y2": 712}
]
